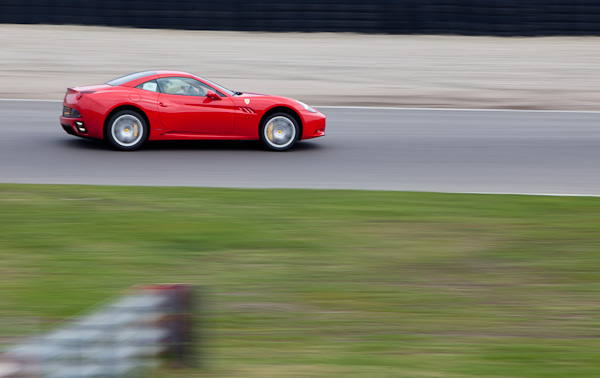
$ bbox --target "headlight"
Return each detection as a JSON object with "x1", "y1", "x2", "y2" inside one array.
[
  {"x1": 63, "y1": 106, "x2": 81, "y2": 118},
  {"x1": 296, "y1": 100, "x2": 317, "y2": 113}
]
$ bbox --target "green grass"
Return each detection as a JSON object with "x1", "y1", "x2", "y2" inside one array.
[{"x1": 1, "y1": 184, "x2": 600, "y2": 377}]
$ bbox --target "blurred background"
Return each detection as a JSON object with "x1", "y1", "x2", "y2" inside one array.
[
  {"x1": 1, "y1": 0, "x2": 600, "y2": 108},
  {"x1": 2, "y1": 2, "x2": 600, "y2": 378},
  {"x1": 3, "y1": 0, "x2": 600, "y2": 34}
]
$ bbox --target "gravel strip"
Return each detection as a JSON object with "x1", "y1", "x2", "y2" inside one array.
[{"x1": 2, "y1": 24, "x2": 600, "y2": 109}]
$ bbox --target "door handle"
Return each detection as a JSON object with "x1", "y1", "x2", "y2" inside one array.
[{"x1": 159, "y1": 102, "x2": 168, "y2": 107}]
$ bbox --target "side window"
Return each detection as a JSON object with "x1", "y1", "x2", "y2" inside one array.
[
  {"x1": 135, "y1": 80, "x2": 159, "y2": 92},
  {"x1": 156, "y1": 77, "x2": 223, "y2": 97}
]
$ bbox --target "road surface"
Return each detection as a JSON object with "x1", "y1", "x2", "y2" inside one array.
[{"x1": 1, "y1": 100, "x2": 599, "y2": 195}]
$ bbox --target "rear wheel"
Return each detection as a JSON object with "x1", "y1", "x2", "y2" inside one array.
[
  {"x1": 260, "y1": 113, "x2": 299, "y2": 151},
  {"x1": 106, "y1": 110, "x2": 147, "y2": 151}
]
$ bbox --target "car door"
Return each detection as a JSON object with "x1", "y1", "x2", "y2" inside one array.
[{"x1": 156, "y1": 77, "x2": 235, "y2": 135}]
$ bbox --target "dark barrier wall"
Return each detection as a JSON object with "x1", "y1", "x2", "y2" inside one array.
[{"x1": 2, "y1": 0, "x2": 600, "y2": 35}]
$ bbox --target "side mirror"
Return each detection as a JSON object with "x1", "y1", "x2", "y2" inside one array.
[{"x1": 206, "y1": 90, "x2": 221, "y2": 101}]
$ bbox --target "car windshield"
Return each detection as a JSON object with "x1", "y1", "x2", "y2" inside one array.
[
  {"x1": 106, "y1": 71, "x2": 157, "y2": 86},
  {"x1": 195, "y1": 75, "x2": 236, "y2": 96}
]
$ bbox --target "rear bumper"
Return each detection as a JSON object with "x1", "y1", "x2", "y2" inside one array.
[
  {"x1": 61, "y1": 123, "x2": 78, "y2": 136},
  {"x1": 60, "y1": 116, "x2": 87, "y2": 137}
]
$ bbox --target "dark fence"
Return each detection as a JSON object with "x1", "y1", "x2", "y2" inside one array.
[{"x1": 2, "y1": 0, "x2": 600, "y2": 35}]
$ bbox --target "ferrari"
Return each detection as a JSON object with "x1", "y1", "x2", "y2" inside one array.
[{"x1": 60, "y1": 70, "x2": 326, "y2": 151}]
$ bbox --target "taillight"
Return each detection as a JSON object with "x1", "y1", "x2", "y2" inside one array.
[{"x1": 63, "y1": 106, "x2": 81, "y2": 118}]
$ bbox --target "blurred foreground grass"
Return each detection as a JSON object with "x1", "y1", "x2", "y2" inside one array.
[{"x1": 0, "y1": 184, "x2": 599, "y2": 377}]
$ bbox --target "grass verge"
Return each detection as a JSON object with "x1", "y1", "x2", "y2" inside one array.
[{"x1": 1, "y1": 184, "x2": 599, "y2": 377}]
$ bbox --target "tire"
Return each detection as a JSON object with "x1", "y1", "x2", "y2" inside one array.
[
  {"x1": 105, "y1": 110, "x2": 148, "y2": 151},
  {"x1": 259, "y1": 112, "x2": 300, "y2": 151}
]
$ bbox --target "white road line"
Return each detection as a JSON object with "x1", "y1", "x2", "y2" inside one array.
[
  {"x1": 310, "y1": 188, "x2": 600, "y2": 198},
  {"x1": 315, "y1": 105, "x2": 600, "y2": 113},
  {"x1": 0, "y1": 99, "x2": 599, "y2": 114},
  {"x1": 0, "y1": 98, "x2": 62, "y2": 102},
  {"x1": 438, "y1": 191, "x2": 600, "y2": 198}
]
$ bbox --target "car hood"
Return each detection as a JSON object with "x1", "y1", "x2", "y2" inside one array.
[
  {"x1": 236, "y1": 92, "x2": 270, "y2": 98},
  {"x1": 234, "y1": 92, "x2": 299, "y2": 105}
]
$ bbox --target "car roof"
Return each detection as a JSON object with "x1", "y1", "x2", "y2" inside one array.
[
  {"x1": 106, "y1": 70, "x2": 196, "y2": 87},
  {"x1": 104, "y1": 70, "x2": 235, "y2": 96},
  {"x1": 154, "y1": 70, "x2": 192, "y2": 77}
]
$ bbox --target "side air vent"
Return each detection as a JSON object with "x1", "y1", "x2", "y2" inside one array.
[{"x1": 238, "y1": 107, "x2": 256, "y2": 114}]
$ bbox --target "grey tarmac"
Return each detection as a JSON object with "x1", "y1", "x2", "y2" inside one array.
[{"x1": 1, "y1": 100, "x2": 600, "y2": 195}]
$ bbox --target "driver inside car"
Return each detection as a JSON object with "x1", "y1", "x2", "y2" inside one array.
[{"x1": 160, "y1": 78, "x2": 207, "y2": 96}]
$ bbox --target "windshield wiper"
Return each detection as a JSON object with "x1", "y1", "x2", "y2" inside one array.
[{"x1": 234, "y1": 91, "x2": 243, "y2": 96}]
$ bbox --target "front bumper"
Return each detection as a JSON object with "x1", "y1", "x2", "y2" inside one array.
[{"x1": 301, "y1": 110, "x2": 326, "y2": 140}]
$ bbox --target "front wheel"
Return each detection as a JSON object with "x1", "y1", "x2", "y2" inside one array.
[
  {"x1": 260, "y1": 113, "x2": 299, "y2": 151},
  {"x1": 106, "y1": 110, "x2": 148, "y2": 151}
]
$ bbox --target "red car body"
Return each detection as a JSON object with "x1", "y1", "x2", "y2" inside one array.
[{"x1": 60, "y1": 70, "x2": 326, "y2": 150}]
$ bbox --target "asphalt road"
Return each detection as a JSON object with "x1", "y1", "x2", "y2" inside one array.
[{"x1": 1, "y1": 100, "x2": 600, "y2": 195}]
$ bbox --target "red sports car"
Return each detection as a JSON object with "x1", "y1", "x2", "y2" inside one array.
[{"x1": 60, "y1": 70, "x2": 326, "y2": 151}]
